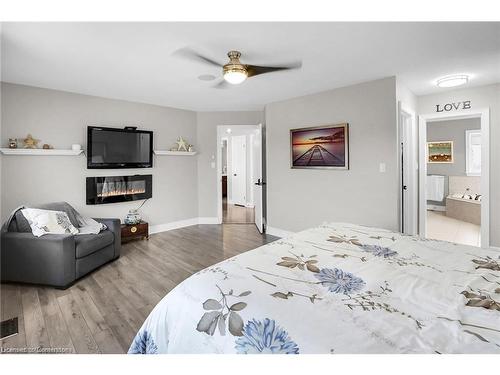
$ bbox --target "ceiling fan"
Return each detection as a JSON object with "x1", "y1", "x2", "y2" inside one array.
[{"x1": 174, "y1": 48, "x2": 302, "y2": 88}]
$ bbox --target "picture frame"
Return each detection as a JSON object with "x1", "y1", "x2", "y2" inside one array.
[
  {"x1": 290, "y1": 123, "x2": 349, "y2": 169},
  {"x1": 427, "y1": 141, "x2": 454, "y2": 163}
]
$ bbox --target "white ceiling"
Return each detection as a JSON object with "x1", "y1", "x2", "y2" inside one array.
[{"x1": 1, "y1": 22, "x2": 499, "y2": 111}]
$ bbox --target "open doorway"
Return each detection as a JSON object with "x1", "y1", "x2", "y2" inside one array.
[
  {"x1": 425, "y1": 118, "x2": 482, "y2": 246},
  {"x1": 217, "y1": 125, "x2": 264, "y2": 230},
  {"x1": 418, "y1": 109, "x2": 490, "y2": 248}
]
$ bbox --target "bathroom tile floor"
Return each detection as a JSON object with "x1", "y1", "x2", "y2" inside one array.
[{"x1": 427, "y1": 210, "x2": 481, "y2": 247}]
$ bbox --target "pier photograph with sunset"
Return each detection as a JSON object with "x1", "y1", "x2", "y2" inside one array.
[{"x1": 290, "y1": 123, "x2": 349, "y2": 169}]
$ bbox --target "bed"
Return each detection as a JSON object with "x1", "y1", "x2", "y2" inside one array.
[{"x1": 128, "y1": 223, "x2": 500, "y2": 354}]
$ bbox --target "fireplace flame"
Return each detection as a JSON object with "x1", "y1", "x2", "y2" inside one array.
[{"x1": 97, "y1": 188, "x2": 146, "y2": 198}]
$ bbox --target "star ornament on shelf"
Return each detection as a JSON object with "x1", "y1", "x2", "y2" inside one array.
[
  {"x1": 23, "y1": 134, "x2": 40, "y2": 149},
  {"x1": 176, "y1": 136, "x2": 188, "y2": 152}
]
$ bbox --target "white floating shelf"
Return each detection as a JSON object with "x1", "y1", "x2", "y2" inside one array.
[
  {"x1": 0, "y1": 148, "x2": 83, "y2": 156},
  {"x1": 154, "y1": 150, "x2": 197, "y2": 156}
]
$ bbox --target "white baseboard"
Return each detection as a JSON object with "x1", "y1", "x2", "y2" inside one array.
[
  {"x1": 198, "y1": 217, "x2": 220, "y2": 225},
  {"x1": 150, "y1": 217, "x2": 219, "y2": 234},
  {"x1": 149, "y1": 218, "x2": 199, "y2": 234},
  {"x1": 427, "y1": 204, "x2": 446, "y2": 212},
  {"x1": 227, "y1": 199, "x2": 254, "y2": 208},
  {"x1": 266, "y1": 226, "x2": 295, "y2": 238}
]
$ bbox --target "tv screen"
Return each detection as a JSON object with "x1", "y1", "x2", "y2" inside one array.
[{"x1": 87, "y1": 126, "x2": 153, "y2": 169}]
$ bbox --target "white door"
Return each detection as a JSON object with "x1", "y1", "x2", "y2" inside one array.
[
  {"x1": 231, "y1": 135, "x2": 247, "y2": 206},
  {"x1": 400, "y1": 111, "x2": 410, "y2": 234},
  {"x1": 399, "y1": 103, "x2": 417, "y2": 235},
  {"x1": 252, "y1": 125, "x2": 264, "y2": 233}
]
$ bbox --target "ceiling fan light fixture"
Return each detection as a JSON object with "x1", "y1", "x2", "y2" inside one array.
[
  {"x1": 222, "y1": 50, "x2": 248, "y2": 85},
  {"x1": 436, "y1": 75, "x2": 469, "y2": 88},
  {"x1": 223, "y1": 69, "x2": 248, "y2": 84}
]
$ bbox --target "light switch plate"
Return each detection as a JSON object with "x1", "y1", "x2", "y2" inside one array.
[{"x1": 379, "y1": 163, "x2": 386, "y2": 173}]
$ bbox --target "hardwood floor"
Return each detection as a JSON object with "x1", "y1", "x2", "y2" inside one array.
[
  {"x1": 0, "y1": 224, "x2": 277, "y2": 354},
  {"x1": 222, "y1": 198, "x2": 255, "y2": 224}
]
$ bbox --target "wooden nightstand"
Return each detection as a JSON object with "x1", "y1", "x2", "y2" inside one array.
[{"x1": 121, "y1": 221, "x2": 149, "y2": 243}]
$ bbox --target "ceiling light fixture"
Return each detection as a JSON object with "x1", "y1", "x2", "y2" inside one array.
[
  {"x1": 436, "y1": 75, "x2": 469, "y2": 88},
  {"x1": 223, "y1": 51, "x2": 248, "y2": 85},
  {"x1": 226, "y1": 128, "x2": 232, "y2": 134}
]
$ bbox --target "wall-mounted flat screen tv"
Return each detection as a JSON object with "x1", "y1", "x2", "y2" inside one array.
[{"x1": 87, "y1": 126, "x2": 153, "y2": 169}]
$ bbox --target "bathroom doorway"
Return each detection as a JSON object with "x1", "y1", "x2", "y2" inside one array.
[{"x1": 418, "y1": 109, "x2": 489, "y2": 248}]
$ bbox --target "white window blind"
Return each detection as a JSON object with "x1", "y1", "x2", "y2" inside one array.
[{"x1": 466, "y1": 130, "x2": 481, "y2": 176}]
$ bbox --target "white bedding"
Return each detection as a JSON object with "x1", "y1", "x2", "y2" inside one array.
[{"x1": 128, "y1": 223, "x2": 500, "y2": 354}]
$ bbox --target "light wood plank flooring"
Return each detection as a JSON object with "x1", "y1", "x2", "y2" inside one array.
[
  {"x1": 0, "y1": 224, "x2": 277, "y2": 354},
  {"x1": 222, "y1": 198, "x2": 255, "y2": 224}
]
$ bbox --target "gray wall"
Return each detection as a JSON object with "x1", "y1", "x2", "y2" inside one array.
[
  {"x1": 427, "y1": 118, "x2": 481, "y2": 204},
  {"x1": 0, "y1": 25, "x2": 3, "y2": 221},
  {"x1": 265, "y1": 77, "x2": 399, "y2": 232},
  {"x1": 427, "y1": 118, "x2": 480, "y2": 176},
  {"x1": 196, "y1": 111, "x2": 263, "y2": 218},
  {"x1": 418, "y1": 83, "x2": 500, "y2": 247},
  {"x1": 1, "y1": 83, "x2": 198, "y2": 227}
]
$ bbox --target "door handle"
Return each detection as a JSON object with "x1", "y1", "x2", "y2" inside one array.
[
  {"x1": 254, "y1": 179, "x2": 266, "y2": 186},
  {"x1": 233, "y1": 174, "x2": 237, "y2": 176}
]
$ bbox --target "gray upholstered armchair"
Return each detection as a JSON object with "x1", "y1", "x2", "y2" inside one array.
[{"x1": 0, "y1": 202, "x2": 121, "y2": 289}]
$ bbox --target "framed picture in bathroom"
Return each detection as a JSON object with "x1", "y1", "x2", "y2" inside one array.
[{"x1": 427, "y1": 141, "x2": 454, "y2": 163}]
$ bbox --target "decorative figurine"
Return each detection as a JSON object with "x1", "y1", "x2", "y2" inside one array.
[
  {"x1": 22, "y1": 134, "x2": 40, "y2": 149},
  {"x1": 8, "y1": 138, "x2": 17, "y2": 148},
  {"x1": 188, "y1": 145, "x2": 194, "y2": 152},
  {"x1": 42, "y1": 144, "x2": 53, "y2": 149},
  {"x1": 175, "y1": 136, "x2": 188, "y2": 152}
]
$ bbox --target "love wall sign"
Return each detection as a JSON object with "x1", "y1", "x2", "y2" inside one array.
[{"x1": 436, "y1": 100, "x2": 471, "y2": 112}]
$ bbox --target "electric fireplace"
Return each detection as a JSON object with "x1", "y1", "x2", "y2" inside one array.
[{"x1": 86, "y1": 175, "x2": 152, "y2": 205}]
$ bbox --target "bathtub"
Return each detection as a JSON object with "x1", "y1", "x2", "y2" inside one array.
[{"x1": 445, "y1": 196, "x2": 481, "y2": 225}]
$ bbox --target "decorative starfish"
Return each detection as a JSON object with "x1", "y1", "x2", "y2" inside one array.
[
  {"x1": 23, "y1": 134, "x2": 40, "y2": 149},
  {"x1": 176, "y1": 137, "x2": 188, "y2": 152}
]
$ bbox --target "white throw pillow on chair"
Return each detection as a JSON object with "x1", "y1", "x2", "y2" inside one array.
[{"x1": 21, "y1": 208, "x2": 79, "y2": 237}]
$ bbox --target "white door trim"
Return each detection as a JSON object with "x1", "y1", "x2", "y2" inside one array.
[
  {"x1": 418, "y1": 108, "x2": 490, "y2": 248},
  {"x1": 216, "y1": 126, "x2": 224, "y2": 224},
  {"x1": 216, "y1": 125, "x2": 261, "y2": 225},
  {"x1": 231, "y1": 134, "x2": 247, "y2": 206},
  {"x1": 398, "y1": 101, "x2": 418, "y2": 235},
  {"x1": 252, "y1": 124, "x2": 264, "y2": 233}
]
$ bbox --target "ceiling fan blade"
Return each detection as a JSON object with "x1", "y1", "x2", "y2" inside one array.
[
  {"x1": 212, "y1": 80, "x2": 231, "y2": 89},
  {"x1": 246, "y1": 62, "x2": 302, "y2": 78},
  {"x1": 173, "y1": 47, "x2": 222, "y2": 68}
]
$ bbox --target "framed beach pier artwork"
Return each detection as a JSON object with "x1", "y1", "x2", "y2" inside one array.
[
  {"x1": 427, "y1": 141, "x2": 454, "y2": 163},
  {"x1": 290, "y1": 123, "x2": 349, "y2": 169}
]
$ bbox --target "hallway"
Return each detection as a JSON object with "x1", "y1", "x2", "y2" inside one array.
[{"x1": 222, "y1": 198, "x2": 255, "y2": 224}]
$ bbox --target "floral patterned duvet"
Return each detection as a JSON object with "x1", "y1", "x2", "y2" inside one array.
[{"x1": 128, "y1": 223, "x2": 500, "y2": 354}]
